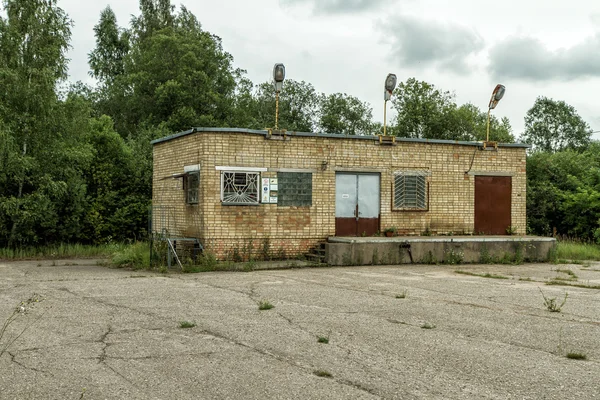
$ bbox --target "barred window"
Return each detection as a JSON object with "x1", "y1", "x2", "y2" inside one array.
[
  {"x1": 277, "y1": 172, "x2": 312, "y2": 207},
  {"x1": 393, "y1": 170, "x2": 429, "y2": 210},
  {"x1": 185, "y1": 172, "x2": 199, "y2": 205},
  {"x1": 221, "y1": 171, "x2": 260, "y2": 205}
]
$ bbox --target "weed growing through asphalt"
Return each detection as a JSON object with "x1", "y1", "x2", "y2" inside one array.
[
  {"x1": 566, "y1": 352, "x2": 587, "y2": 360},
  {"x1": 317, "y1": 335, "x2": 329, "y2": 344},
  {"x1": 556, "y1": 268, "x2": 578, "y2": 280},
  {"x1": 179, "y1": 321, "x2": 196, "y2": 329},
  {"x1": 313, "y1": 370, "x2": 333, "y2": 378},
  {"x1": 0, "y1": 294, "x2": 46, "y2": 358},
  {"x1": 546, "y1": 280, "x2": 600, "y2": 290},
  {"x1": 421, "y1": 322, "x2": 436, "y2": 329},
  {"x1": 455, "y1": 270, "x2": 509, "y2": 279},
  {"x1": 539, "y1": 288, "x2": 568, "y2": 312},
  {"x1": 258, "y1": 300, "x2": 274, "y2": 310}
]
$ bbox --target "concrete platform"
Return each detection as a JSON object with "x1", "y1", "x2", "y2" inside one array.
[{"x1": 326, "y1": 236, "x2": 556, "y2": 266}]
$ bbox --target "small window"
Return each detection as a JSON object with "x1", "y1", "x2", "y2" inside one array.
[
  {"x1": 393, "y1": 170, "x2": 428, "y2": 210},
  {"x1": 277, "y1": 172, "x2": 312, "y2": 207},
  {"x1": 185, "y1": 172, "x2": 199, "y2": 205},
  {"x1": 221, "y1": 171, "x2": 260, "y2": 205}
]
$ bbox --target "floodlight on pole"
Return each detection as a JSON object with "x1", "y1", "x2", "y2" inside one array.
[
  {"x1": 383, "y1": 73, "x2": 397, "y2": 136},
  {"x1": 273, "y1": 63, "x2": 285, "y2": 130},
  {"x1": 486, "y1": 84, "x2": 505, "y2": 144}
]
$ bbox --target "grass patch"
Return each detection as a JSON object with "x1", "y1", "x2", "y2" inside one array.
[
  {"x1": 556, "y1": 269, "x2": 578, "y2": 279},
  {"x1": 317, "y1": 336, "x2": 329, "y2": 344},
  {"x1": 455, "y1": 270, "x2": 509, "y2": 279},
  {"x1": 566, "y1": 352, "x2": 587, "y2": 360},
  {"x1": 0, "y1": 243, "x2": 126, "y2": 261},
  {"x1": 112, "y1": 242, "x2": 151, "y2": 270},
  {"x1": 546, "y1": 280, "x2": 600, "y2": 290},
  {"x1": 258, "y1": 300, "x2": 274, "y2": 310},
  {"x1": 556, "y1": 241, "x2": 600, "y2": 261},
  {"x1": 313, "y1": 370, "x2": 333, "y2": 378},
  {"x1": 179, "y1": 321, "x2": 196, "y2": 329}
]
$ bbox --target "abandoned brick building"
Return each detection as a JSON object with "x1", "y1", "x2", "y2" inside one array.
[{"x1": 151, "y1": 128, "x2": 528, "y2": 259}]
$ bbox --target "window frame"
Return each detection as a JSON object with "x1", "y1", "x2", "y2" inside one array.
[
  {"x1": 220, "y1": 170, "x2": 261, "y2": 206},
  {"x1": 392, "y1": 170, "x2": 429, "y2": 211},
  {"x1": 276, "y1": 172, "x2": 313, "y2": 207},
  {"x1": 184, "y1": 172, "x2": 200, "y2": 205}
]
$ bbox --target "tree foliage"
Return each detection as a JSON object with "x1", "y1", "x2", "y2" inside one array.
[
  {"x1": 318, "y1": 93, "x2": 375, "y2": 135},
  {"x1": 527, "y1": 143, "x2": 600, "y2": 241},
  {"x1": 521, "y1": 96, "x2": 592, "y2": 152},
  {"x1": 390, "y1": 78, "x2": 514, "y2": 142},
  {"x1": 91, "y1": 2, "x2": 239, "y2": 135}
]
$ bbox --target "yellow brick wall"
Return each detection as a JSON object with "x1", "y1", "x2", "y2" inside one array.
[{"x1": 152, "y1": 130, "x2": 527, "y2": 259}]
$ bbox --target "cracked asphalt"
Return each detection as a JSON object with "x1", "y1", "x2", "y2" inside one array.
[{"x1": 1, "y1": 259, "x2": 599, "y2": 399}]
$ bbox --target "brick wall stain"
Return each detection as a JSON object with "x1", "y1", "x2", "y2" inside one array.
[{"x1": 153, "y1": 131, "x2": 527, "y2": 258}]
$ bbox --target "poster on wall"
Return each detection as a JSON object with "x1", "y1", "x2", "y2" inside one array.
[
  {"x1": 269, "y1": 178, "x2": 278, "y2": 203},
  {"x1": 261, "y1": 178, "x2": 270, "y2": 203}
]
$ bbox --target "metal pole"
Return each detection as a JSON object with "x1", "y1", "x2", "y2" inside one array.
[
  {"x1": 486, "y1": 108, "x2": 491, "y2": 142},
  {"x1": 275, "y1": 91, "x2": 280, "y2": 130},
  {"x1": 383, "y1": 100, "x2": 388, "y2": 136}
]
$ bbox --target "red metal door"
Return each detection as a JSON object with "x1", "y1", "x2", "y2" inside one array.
[
  {"x1": 474, "y1": 176, "x2": 512, "y2": 235},
  {"x1": 335, "y1": 173, "x2": 380, "y2": 236}
]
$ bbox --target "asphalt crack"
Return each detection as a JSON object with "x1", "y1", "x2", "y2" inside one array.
[{"x1": 8, "y1": 351, "x2": 53, "y2": 376}]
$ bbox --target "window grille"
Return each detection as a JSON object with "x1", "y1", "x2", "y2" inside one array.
[
  {"x1": 393, "y1": 170, "x2": 429, "y2": 210},
  {"x1": 221, "y1": 171, "x2": 260, "y2": 205}
]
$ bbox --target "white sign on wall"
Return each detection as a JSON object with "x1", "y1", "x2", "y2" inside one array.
[{"x1": 261, "y1": 178, "x2": 270, "y2": 203}]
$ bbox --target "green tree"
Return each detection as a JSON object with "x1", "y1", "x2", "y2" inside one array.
[
  {"x1": 251, "y1": 80, "x2": 319, "y2": 132},
  {"x1": 0, "y1": 0, "x2": 73, "y2": 247},
  {"x1": 450, "y1": 103, "x2": 514, "y2": 143},
  {"x1": 526, "y1": 142, "x2": 600, "y2": 240},
  {"x1": 389, "y1": 78, "x2": 514, "y2": 142},
  {"x1": 318, "y1": 93, "x2": 375, "y2": 135},
  {"x1": 88, "y1": 7, "x2": 130, "y2": 84},
  {"x1": 390, "y1": 78, "x2": 457, "y2": 139},
  {"x1": 90, "y1": 2, "x2": 239, "y2": 136},
  {"x1": 521, "y1": 96, "x2": 592, "y2": 152}
]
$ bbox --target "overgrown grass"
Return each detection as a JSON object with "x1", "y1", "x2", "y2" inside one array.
[
  {"x1": 112, "y1": 242, "x2": 151, "y2": 270},
  {"x1": 258, "y1": 300, "x2": 274, "y2": 310},
  {"x1": 539, "y1": 288, "x2": 568, "y2": 312},
  {"x1": 179, "y1": 321, "x2": 196, "y2": 329},
  {"x1": 546, "y1": 280, "x2": 600, "y2": 290},
  {"x1": 317, "y1": 335, "x2": 329, "y2": 344},
  {"x1": 455, "y1": 270, "x2": 509, "y2": 279},
  {"x1": 0, "y1": 243, "x2": 126, "y2": 261},
  {"x1": 556, "y1": 241, "x2": 600, "y2": 261},
  {"x1": 566, "y1": 352, "x2": 587, "y2": 360},
  {"x1": 395, "y1": 290, "x2": 407, "y2": 299},
  {"x1": 313, "y1": 370, "x2": 333, "y2": 378}
]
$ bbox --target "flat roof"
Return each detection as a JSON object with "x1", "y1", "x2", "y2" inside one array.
[{"x1": 150, "y1": 127, "x2": 531, "y2": 148}]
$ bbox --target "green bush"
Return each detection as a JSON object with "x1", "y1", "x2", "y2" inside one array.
[{"x1": 111, "y1": 242, "x2": 150, "y2": 270}]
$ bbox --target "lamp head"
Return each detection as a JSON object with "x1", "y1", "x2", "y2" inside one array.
[
  {"x1": 489, "y1": 84, "x2": 505, "y2": 109},
  {"x1": 384, "y1": 73, "x2": 397, "y2": 101},
  {"x1": 273, "y1": 63, "x2": 285, "y2": 92}
]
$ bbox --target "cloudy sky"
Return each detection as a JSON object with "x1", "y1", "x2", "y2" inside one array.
[{"x1": 60, "y1": 0, "x2": 600, "y2": 138}]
